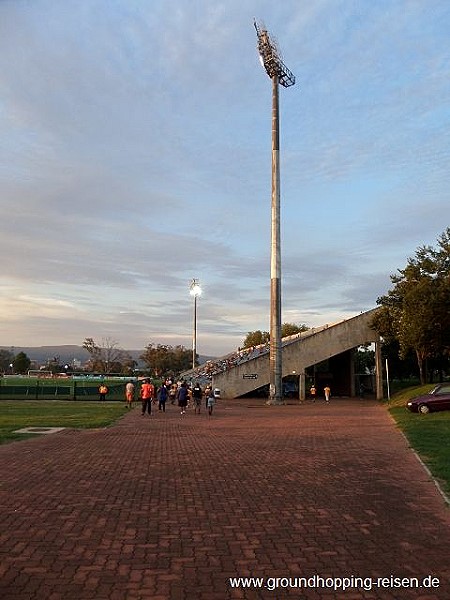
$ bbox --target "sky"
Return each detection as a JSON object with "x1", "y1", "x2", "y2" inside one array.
[{"x1": 1, "y1": 0, "x2": 449, "y2": 357}]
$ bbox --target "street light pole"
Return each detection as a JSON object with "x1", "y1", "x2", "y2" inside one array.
[
  {"x1": 189, "y1": 279, "x2": 202, "y2": 370},
  {"x1": 254, "y1": 19, "x2": 295, "y2": 405}
]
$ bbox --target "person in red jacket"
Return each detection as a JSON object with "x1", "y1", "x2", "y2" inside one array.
[{"x1": 140, "y1": 379, "x2": 154, "y2": 416}]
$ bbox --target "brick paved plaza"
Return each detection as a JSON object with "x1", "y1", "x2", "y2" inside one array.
[{"x1": 1, "y1": 399, "x2": 449, "y2": 599}]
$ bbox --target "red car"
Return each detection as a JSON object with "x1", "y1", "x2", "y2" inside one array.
[{"x1": 407, "y1": 384, "x2": 450, "y2": 414}]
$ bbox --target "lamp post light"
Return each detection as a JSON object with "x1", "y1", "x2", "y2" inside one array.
[
  {"x1": 254, "y1": 19, "x2": 296, "y2": 405},
  {"x1": 189, "y1": 279, "x2": 202, "y2": 370}
]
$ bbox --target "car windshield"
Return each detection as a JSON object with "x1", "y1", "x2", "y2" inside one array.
[{"x1": 432, "y1": 385, "x2": 450, "y2": 395}]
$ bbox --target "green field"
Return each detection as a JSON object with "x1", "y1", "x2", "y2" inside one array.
[{"x1": 0, "y1": 400, "x2": 126, "y2": 444}]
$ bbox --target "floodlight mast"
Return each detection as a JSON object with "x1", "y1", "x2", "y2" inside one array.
[{"x1": 254, "y1": 19, "x2": 295, "y2": 405}]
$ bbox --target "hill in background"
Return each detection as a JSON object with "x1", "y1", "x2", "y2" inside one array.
[{"x1": 1, "y1": 345, "x2": 214, "y2": 368}]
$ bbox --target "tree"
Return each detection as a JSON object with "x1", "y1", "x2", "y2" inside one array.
[
  {"x1": 140, "y1": 344, "x2": 192, "y2": 377},
  {"x1": 45, "y1": 355, "x2": 63, "y2": 374},
  {"x1": 242, "y1": 330, "x2": 270, "y2": 349},
  {"x1": 13, "y1": 351, "x2": 31, "y2": 375},
  {"x1": 242, "y1": 323, "x2": 309, "y2": 349},
  {"x1": 0, "y1": 349, "x2": 14, "y2": 373},
  {"x1": 380, "y1": 339, "x2": 419, "y2": 380},
  {"x1": 372, "y1": 228, "x2": 450, "y2": 383},
  {"x1": 120, "y1": 356, "x2": 138, "y2": 375},
  {"x1": 82, "y1": 337, "x2": 132, "y2": 373},
  {"x1": 171, "y1": 345, "x2": 194, "y2": 373},
  {"x1": 281, "y1": 322, "x2": 309, "y2": 337}
]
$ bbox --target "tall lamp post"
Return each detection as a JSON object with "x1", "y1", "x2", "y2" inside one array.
[
  {"x1": 189, "y1": 279, "x2": 202, "y2": 370},
  {"x1": 254, "y1": 19, "x2": 295, "y2": 404}
]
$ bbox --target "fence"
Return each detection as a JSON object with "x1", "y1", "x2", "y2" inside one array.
[{"x1": 0, "y1": 377, "x2": 131, "y2": 401}]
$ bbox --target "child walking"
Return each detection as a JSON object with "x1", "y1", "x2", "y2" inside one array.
[{"x1": 207, "y1": 394, "x2": 215, "y2": 416}]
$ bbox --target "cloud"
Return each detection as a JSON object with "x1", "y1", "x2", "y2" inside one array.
[{"x1": 0, "y1": 0, "x2": 449, "y2": 356}]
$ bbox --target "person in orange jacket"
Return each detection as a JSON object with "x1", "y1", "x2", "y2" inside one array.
[{"x1": 140, "y1": 379, "x2": 155, "y2": 415}]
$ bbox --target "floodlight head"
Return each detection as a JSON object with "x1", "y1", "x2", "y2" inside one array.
[
  {"x1": 190, "y1": 279, "x2": 202, "y2": 297},
  {"x1": 254, "y1": 18, "x2": 295, "y2": 88}
]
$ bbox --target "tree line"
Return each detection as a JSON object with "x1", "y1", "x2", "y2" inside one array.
[
  {"x1": 371, "y1": 227, "x2": 450, "y2": 384},
  {"x1": 0, "y1": 340, "x2": 193, "y2": 377},
  {"x1": 81, "y1": 338, "x2": 193, "y2": 378}
]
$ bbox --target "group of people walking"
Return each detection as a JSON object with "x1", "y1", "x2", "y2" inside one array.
[
  {"x1": 309, "y1": 384, "x2": 331, "y2": 402},
  {"x1": 124, "y1": 379, "x2": 216, "y2": 416}
]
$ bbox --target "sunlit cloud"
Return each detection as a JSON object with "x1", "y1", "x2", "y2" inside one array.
[{"x1": 0, "y1": 0, "x2": 448, "y2": 355}]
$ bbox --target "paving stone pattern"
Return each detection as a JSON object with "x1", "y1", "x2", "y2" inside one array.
[{"x1": 1, "y1": 399, "x2": 450, "y2": 599}]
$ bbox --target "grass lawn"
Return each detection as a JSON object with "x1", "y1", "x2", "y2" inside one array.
[
  {"x1": 387, "y1": 385, "x2": 450, "y2": 497},
  {"x1": 0, "y1": 401, "x2": 126, "y2": 445}
]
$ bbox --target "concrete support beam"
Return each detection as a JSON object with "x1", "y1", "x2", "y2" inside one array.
[
  {"x1": 299, "y1": 372, "x2": 306, "y2": 402},
  {"x1": 375, "y1": 340, "x2": 384, "y2": 401}
]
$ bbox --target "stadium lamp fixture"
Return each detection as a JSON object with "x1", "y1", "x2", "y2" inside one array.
[
  {"x1": 190, "y1": 280, "x2": 202, "y2": 298},
  {"x1": 254, "y1": 19, "x2": 295, "y2": 88}
]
